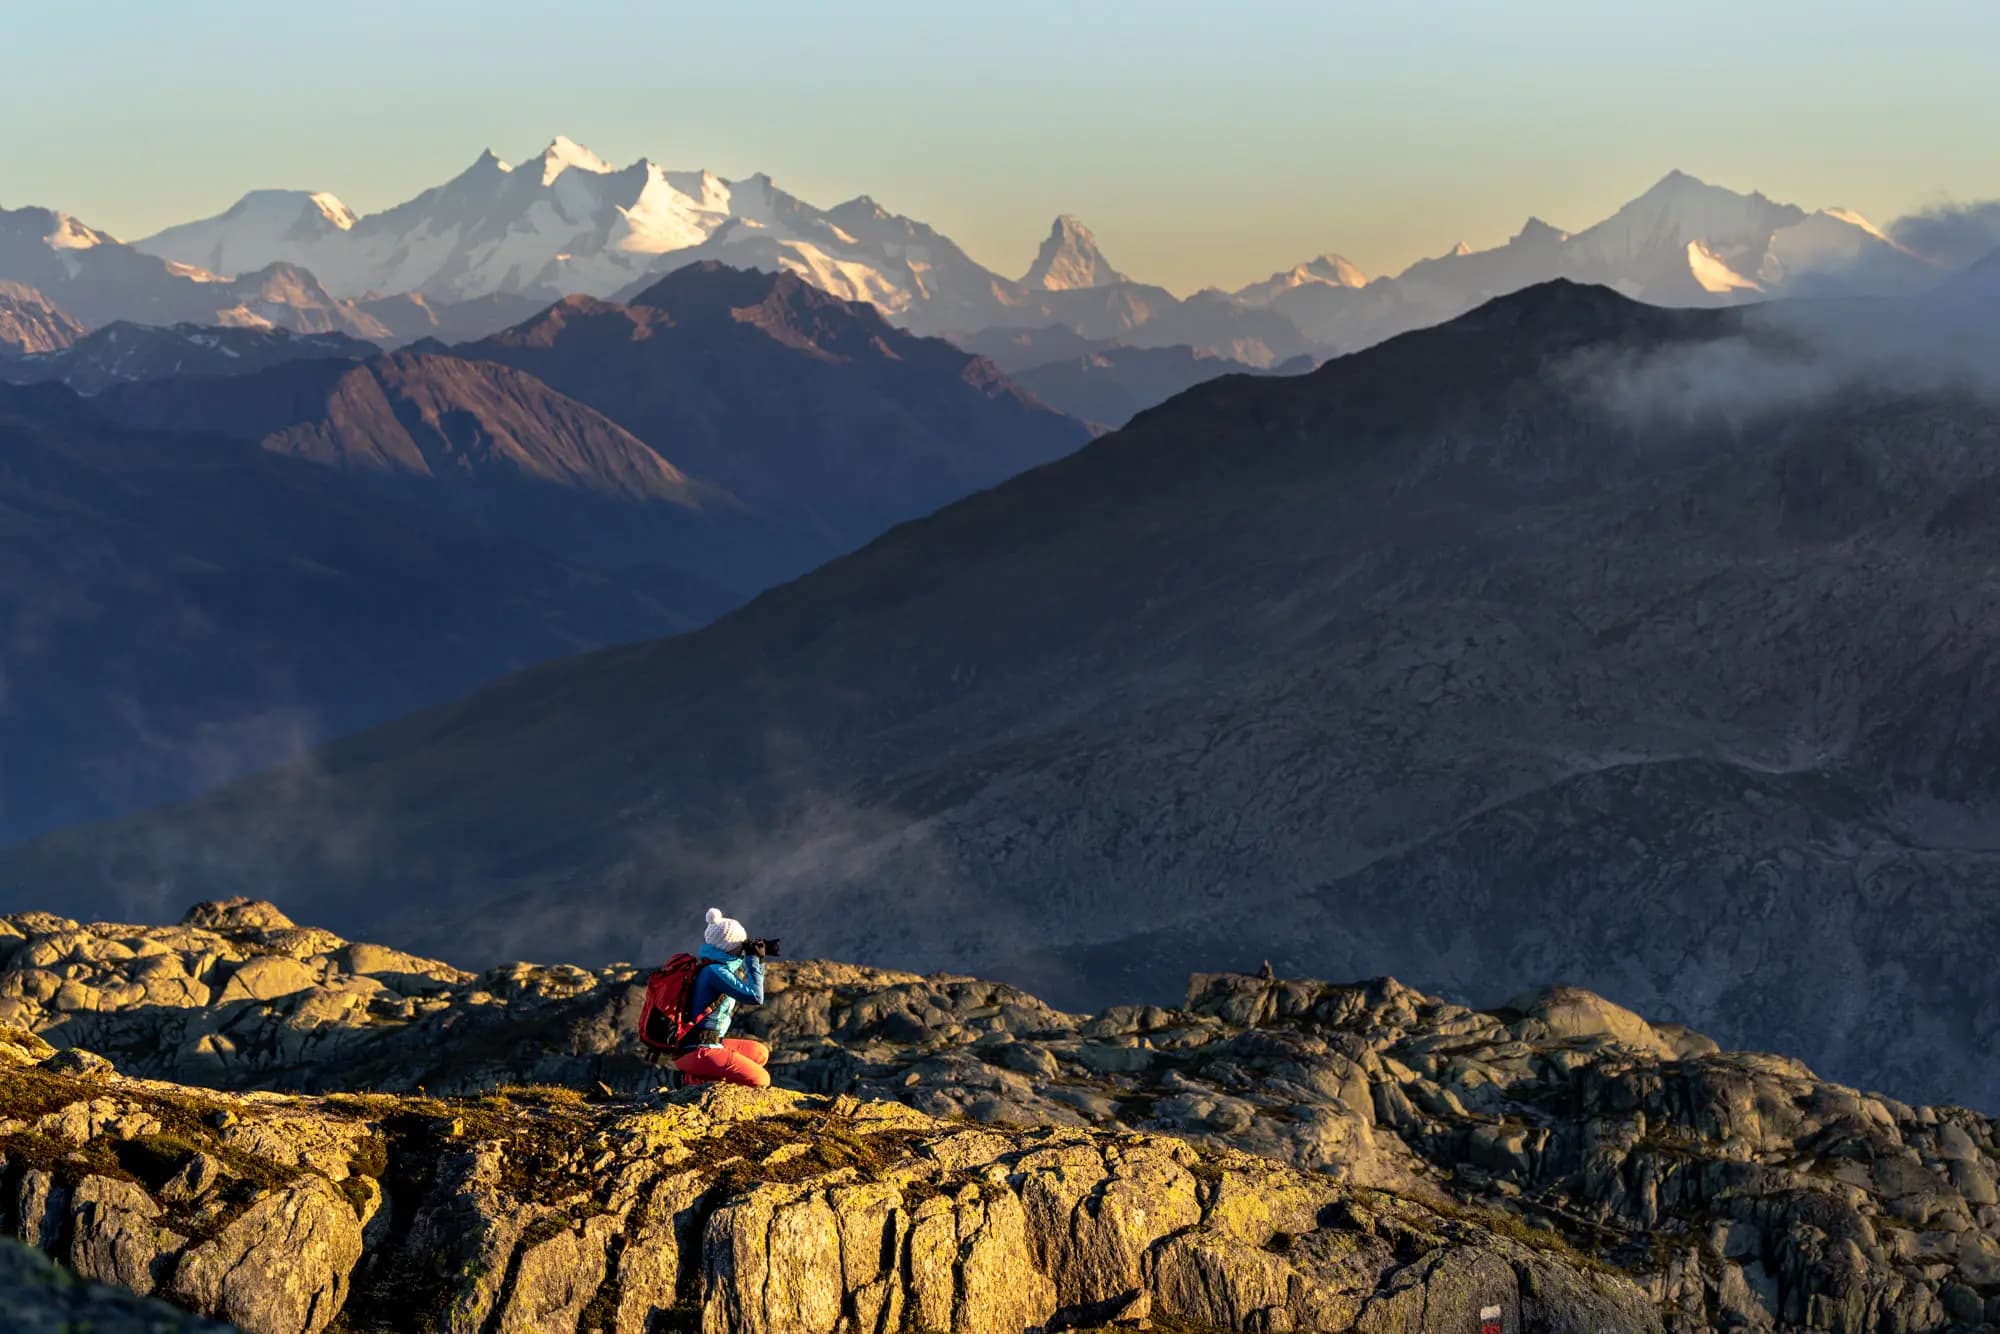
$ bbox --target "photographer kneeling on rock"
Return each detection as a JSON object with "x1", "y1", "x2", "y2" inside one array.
[{"x1": 673, "y1": 907, "x2": 775, "y2": 1088}]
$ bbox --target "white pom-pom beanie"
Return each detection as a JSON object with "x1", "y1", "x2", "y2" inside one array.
[{"x1": 704, "y1": 907, "x2": 748, "y2": 951}]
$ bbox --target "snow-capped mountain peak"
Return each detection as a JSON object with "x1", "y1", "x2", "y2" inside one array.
[
  {"x1": 1513, "y1": 217, "x2": 1569, "y2": 246},
  {"x1": 1021, "y1": 215, "x2": 1127, "y2": 291},
  {"x1": 533, "y1": 135, "x2": 613, "y2": 185},
  {"x1": 1232, "y1": 252, "x2": 1369, "y2": 306},
  {"x1": 106, "y1": 151, "x2": 1963, "y2": 365},
  {"x1": 137, "y1": 190, "x2": 356, "y2": 284},
  {"x1": 1820, "y1": 207, "x2": 1895, "y2": 246},
  {"x1": 1685, "y1": 240, "x2": 1761, "y2": 294},
  {"x1": 307, "y1": 193, "x2": 357, "y2": 230},
  {"x1": 1755, "y1": 208, "x2": 1936, "y2": 294},
  {"x1": 1293, "y1": 253, "x2": 1369, "y2": 287},
  {"x1": 1581, "y1": 170, "x2": 1804, "y2": 260},
  {"x1": 224, "y1": 189, "x2": 355, "y2": 233},
  {"x1": 45, "y1": 212, "x2": 111, "y2": 251}
]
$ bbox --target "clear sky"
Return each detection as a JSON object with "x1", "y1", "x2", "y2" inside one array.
[{"x1": 6, "y1": 0, "x2": 1998, "y2": 293}]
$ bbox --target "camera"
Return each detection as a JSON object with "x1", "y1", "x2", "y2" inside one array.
[{"x1": 748, "y1": 938, "x2": 782, "y2": 958}]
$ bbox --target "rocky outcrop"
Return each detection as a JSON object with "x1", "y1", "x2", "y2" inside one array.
[
  {"x1": 0, "y1": 1234, "x2": 235, "y2": 1331},
  {"x1": 0, "y1": 1022, "x2": 1654, "y2": 1334},
  {"x1": 8, "y1": 903, "x2": 2000, "y2": 1330}
]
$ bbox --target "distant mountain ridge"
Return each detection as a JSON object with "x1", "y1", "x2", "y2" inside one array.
[
  {"x1": 0, "y1": 262, "x2": 1087, "y2": 846},
  {"x1": 24, "y1": 280, "x2": 2000, "y2": 1113},
  {"x1": 453, "y1": 261, "x2": 1092, "y2": 588},
  {"x1": 1012, "y1": 343, "x2": 1312, "y2": 426},
  {"x1": 0, "y1": 320, "x2": 376, "y2": 394},
  {"x1": 84, "y1": 338, "x2": 759, "y2": 590},
  {"x1": 48, "y1": 261, "x2": 1090, "y2": 598},
  {"x1": 0, "y1": 380, "x2": 701, "y2": 843},
  {"x1": 119, "y1": 146, "x2": 1964, "y2": 371},
  {"x1": 0, "y1": 205, "x2": 389, "y2": 338},
  {"x1": 92, "y1": 348, "x2": 704, "y2": 503}
]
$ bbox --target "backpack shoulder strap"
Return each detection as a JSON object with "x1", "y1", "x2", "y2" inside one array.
[{"x1": 684, "y1": 958, "x2": 725, "y2": 1029}]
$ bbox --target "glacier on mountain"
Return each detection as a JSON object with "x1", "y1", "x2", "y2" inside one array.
[{"x1": 101, "y1": 153, "x2": 1976, "y2": 360}]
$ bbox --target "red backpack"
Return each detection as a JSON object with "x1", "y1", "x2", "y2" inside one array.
[{"x1": 638, "y1": 953, "x2": 716, "y2": 1052}]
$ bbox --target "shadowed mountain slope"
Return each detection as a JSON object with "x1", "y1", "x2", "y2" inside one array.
[
  {"x1": 84, "y1": 348, "x2": 753, "y2": 582},
  {"x1": 452, "y1": 262, "x2": 1092, "y2": 583},
  {"x1": 85, "y1": 265, "x2": 1092, "y2": 595},
  {"x1": 0, "y1": 320, "x2": 376, "y2": 394},
  {"x1": 15, "y1": 282, "x2": 2000, "y2": 1109},
  {"x1": 0, "y1": 382, "x2": 699, "y2": 844}
]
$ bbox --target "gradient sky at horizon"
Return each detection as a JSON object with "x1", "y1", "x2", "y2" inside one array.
[{"x1": 7, "y1": 0, "x2": 1999, "y2": 293}]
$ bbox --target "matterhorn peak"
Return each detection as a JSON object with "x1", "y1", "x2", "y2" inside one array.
[{"x1": 1021, "y1": 214, "x2": 1127, "y2": 291}]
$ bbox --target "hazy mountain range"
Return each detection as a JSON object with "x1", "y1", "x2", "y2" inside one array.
[
  {"x1": 0, "y1": 264, "x2": 1089, "y2": 845},
  {"x1": 17, "y1": 277, "x2": 2000, "y2": 1113},
  {"x1": 8, "y1": 139, "x2": 1991, "y2": 375},
  {"x1": 0, "y1": 321, "x2": 376, "y2": 394},
  {"x1": 6, "y1": 142, "x2": 2000, "y2": 1115},
  {"x1": 1010, "y1": 343, "x2": 1315, "y2": 427},
  {"x1": 0, "y1": 205, "x2": 389, "y2": 338},
  {"x1": 0, "y1": 378, "x2": 696, "y2": 840}
]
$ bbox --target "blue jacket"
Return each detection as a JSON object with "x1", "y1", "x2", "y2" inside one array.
[{"x1": 688, "y1": 943, "x2": 764, "y2": 1046}]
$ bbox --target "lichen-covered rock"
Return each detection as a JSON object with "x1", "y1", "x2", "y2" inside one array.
[
  {"x1": 172, "y1": 1176, "x2": 362, "y2": 1334},
  {"x1": 7, "y1": 904, "x2": 2000, "y2": 1333},
  {"x1": 69, "y1": 1174, "x2": 179, "y2": 1296},
  {"x1": 182, "y1": 899, "x2": 296, "y2": 933},
  {"x1": 0, "y1": 1052, "x2": 1655, "y2": 1334},
  {"x1": 0, "y1": 1236, "x2": 234, "y2": 1332}
]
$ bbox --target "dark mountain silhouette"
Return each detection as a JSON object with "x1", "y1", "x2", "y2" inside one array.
[
  {"x1": 452, "y1": 262, "x2": 1091, "y2": 586},
  {"x1": 0, "y1": 321, "x2": 376, "y2": 394},
  {"x1": 0, "y1": 381, "x2": 702, "y2": 846},
  {"x1": 24, "y1": 280, "x2": 2000, "y2": 1108}
]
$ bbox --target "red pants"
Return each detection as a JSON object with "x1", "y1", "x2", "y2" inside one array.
[{"x1": 675, "y1": 1037, "x2": 770, "y2": 1088}]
